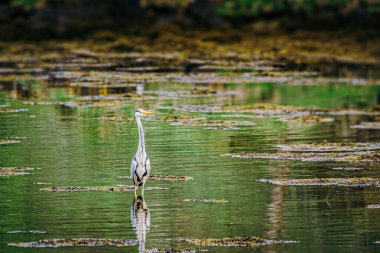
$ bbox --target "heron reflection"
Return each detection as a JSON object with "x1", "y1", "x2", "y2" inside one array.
[{"x1": 131, "y1": 195, "x2": 151, "y2": 253}]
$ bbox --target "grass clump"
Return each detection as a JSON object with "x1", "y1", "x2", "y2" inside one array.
[{"x1": 184, "y1": 236, "x2": 297, "y2": 247}]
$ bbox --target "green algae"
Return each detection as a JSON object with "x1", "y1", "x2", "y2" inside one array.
[
  {"x1": 8, "y1": 238, "x2": 137, "y2": 248},
  {"x1": 258, "y1": 178, "x2": 380, "y2": 187}
]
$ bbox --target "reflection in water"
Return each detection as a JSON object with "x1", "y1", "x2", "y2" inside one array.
[{"x1": 131, "y1": 195, "x2": 151, "y2": 253}]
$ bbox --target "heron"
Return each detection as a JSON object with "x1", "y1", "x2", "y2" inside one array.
[{"x1": 130, "y1": 109, "x2": 153, "y2": 193}]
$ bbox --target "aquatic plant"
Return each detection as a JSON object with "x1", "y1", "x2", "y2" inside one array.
[
  {"x1": 8, "y1": 238, "x2": 137, "y2": 247},
  {"x1": 7, "y1": 230, "x2": 46, "y2": 234},
  {"x1": 0, "y1": 139, "x2": 21, "y2": 145},
  {"x1": 0, "y1": 108, "x2": 28, "y2": 113},
  {"x1": 183, "y1": 199, "x2": 228, "y2": 203},
  {"x1": 367, "y1": 204, "x2": 380, "y2": 209},
  {"x1": 351, "y1": 122, "x2": 380, "y2": 130},
  {"x1": 274, "y1": 142, "x2": 380, "y2": 152},
  {"x1": 258, "y1": 178, "x2": 380, "y2": 187},
  {"x1": 40, "y1": 186, "x2": 168, "y2": 192},
  {"x1": 279, "y1": 115, "x2": 334, "y2": 123},
  {"x1": 146, "y1": 248, "x2": 208, "y2": 253},
  {"x1": 183, "y1": 236, "x2": 297, "y2": 247},
  {"x1": 224, "y1": 151, "x2": 380, "y2": 163},
  {"x1": 332, "y1": 167, "x2": 364, "y2": 171},
  {"x1": 119, "y1": 175, "x2": 193, "y2": 181}
]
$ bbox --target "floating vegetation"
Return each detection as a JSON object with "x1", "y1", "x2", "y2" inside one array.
[
  {"x1": 8, "y1": 238, "x2": 137, "y2": 248},
  {"x1": 7, "y1": 230, "x2": 46, "y2": 234},
  {"x1": 258, "y1": 178, "x2": 380, "y2": 187},
  {"x1": 97, "y1": 116, "x2": 131, "y2": 121},
  {"x1": 279, "y1": 115, "x2": 334, "y2": 123},
  {"x1": 171, "y1": 120, "x2": 255, "y2": 127},
  {"x1": 0, "y1": 139, "x2": 21, "y2": 145},
  {"x1": 0, "y1": 172, "x2": 32, "y2": 177},
  {"x1": 224, "y1": 151, "x2": 380, "y2": 163},
  {"x1": 203, "y1": 126, "x2": 239, "y2": 130},
  {"x1": 0, "y1": 167, "x2": 35, "y2": 172},
  {"x1": 183, "y1": 199, "x2": 228, "y2": 203},
  {"x1": 183, "y1": 236, "x2": 297, "y2": 247},
  {"x1": 0, "y1": 167, "x2": 35, "y2": 177},
  {"x1": 119, "y1": 175, "x2": 193, "y2": 182},
  {"x1": 156, "y1": 115, "x2": 199, "y2": 122},
  {"x1": 274, "y1": 142, "x2": 380, "y2": 152},
  {"x1": 40, "y1": 186, "x2": 168, "y2": 192},
  {"x1": 146, "y1": 248, "x2": 208, "y2": 253},
  {"x1": 367, "y1": 204, "x2": 380, "y2": 209},
  {"x1": 351, "y1": 122, "x2": 380, "y2": 130},
  {"x1": 0, "y1": 108, "x2": 28, "y2": 113},
  {"x1": 162, "y1": 104, "x2": 380, "y2": 116},
  {"x1": 332, "y1": 167, "x2": 364, "y2": 171}
]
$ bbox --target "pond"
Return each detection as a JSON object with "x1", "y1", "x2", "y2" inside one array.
[{"x1": 0, "y1": 41, "x2": 380, "y2": 253}]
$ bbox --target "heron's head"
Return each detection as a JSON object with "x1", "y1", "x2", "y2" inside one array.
[{"x1": 134, "y1": 109, "x2": 153, "y2": 118}]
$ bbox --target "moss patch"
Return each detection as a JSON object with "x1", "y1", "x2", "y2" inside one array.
[
  {"x1": 258, "y1": 178, "x2": 380, "y2": 187},
  {"x1": 8, "y1": 238, "x2": 137, "y2": 248}
]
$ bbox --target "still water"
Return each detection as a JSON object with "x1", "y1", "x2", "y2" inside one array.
[{"x1": 0, "y1": 44, "x2": 380, "y2": 253}]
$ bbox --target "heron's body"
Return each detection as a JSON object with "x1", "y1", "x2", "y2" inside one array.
[{"x1": 130, "y1": 109, "x2": 152, "y2": 191}]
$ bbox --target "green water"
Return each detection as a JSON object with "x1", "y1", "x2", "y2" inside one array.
[{"x1": 1, "y1": 48, "x2": 380, "y2": 253}]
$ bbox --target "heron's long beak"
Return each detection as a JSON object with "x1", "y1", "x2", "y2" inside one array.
[
  {"x1": 130, "y1": 117, "x2": 135, "y2": 129},
  {"x1": 142, "y1": 111, "x2": 153, "y2": 115}
]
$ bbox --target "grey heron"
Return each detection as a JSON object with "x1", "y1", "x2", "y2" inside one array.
[{"x1": 130, "y1": 109, "x2": 153, "y2": 193}]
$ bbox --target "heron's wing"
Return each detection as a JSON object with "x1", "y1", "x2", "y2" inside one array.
[
  {"x1": 130, "y1": 156, "x2": 138, "y2": 179},
  {"x1": 145, "y1": 156, "x2": 151, "y2": 178}
]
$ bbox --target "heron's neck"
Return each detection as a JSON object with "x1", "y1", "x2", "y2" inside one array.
[{"x1": 136, "y1": 117, "x2": 145, "y2": 150}]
